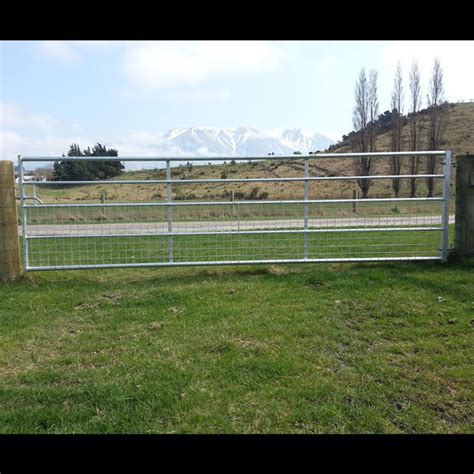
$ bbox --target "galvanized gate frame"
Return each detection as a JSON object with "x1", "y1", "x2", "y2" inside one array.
[{"x1": 18, "y1": 150, "x2": 452, "y2": 271}]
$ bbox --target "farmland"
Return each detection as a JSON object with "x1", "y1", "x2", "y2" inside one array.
[
  {"x1": 1, "y1": 221, "x2": 472, "y2": 433},
  {"x1": 4, "y1": 106, "x2": 471, "y2": 434}
]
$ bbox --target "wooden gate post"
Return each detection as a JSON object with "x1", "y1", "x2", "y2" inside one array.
[
  {"x1": 0, "y1": 161, "x2": 21, "y2": 281},
  {"x1": 454, "y1": 155, "x2": 474, "y2": 258}
]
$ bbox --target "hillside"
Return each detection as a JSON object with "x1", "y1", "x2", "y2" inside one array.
[
  {"x1": 330, "y1": 102, "x2": 473, "y2": 158},
  {"x1": 30, "y1": 103, "x2": 473, "y2": 204}
]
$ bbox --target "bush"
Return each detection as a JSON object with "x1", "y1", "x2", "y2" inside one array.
[
  {"x1": 53, "y1": 143, "x2": 123, "y2": 181},
  {"x1": 247, "y1": 187, "x2": 260, "y2": 200}
]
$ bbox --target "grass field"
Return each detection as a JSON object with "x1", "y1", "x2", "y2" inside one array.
[
  {"x1": 1, "y1": 224, "x2": 472, "y2": 433},
  {"x1": 23, "y1": 199, "x2": 447, "y2": 226},
  {"x1": 26, "y1": 227, "x2": 445, "y2": 269}
]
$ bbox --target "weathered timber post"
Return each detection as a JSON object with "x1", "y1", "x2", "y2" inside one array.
[
  {"x1": 352, "y1": 189, "x2": 357, "y2": 213},
  {"x1": 454, "y1": 155, "x2": 474, "y2": 257},
  {"x1": 0, "y1": 161, "x2": 21, "y2": 281}
]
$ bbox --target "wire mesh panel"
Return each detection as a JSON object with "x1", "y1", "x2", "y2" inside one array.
[{"x1": 18, "y1": 151, "x2": 452, "y2": 271}]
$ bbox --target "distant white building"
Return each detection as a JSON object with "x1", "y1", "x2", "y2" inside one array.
[{"x1": 14, "y1": 173, "x2": 45, "y2": 183}]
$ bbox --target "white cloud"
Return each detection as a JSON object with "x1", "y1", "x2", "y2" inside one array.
[
  {"x1": 73, "y1": 41, "x2": 116, "y2": 46},
  {"x1": 0, "y1": 103, "x2": 59, "y2": 132},
  {"x1": 171, "y1": 87, "x2": 232, "y2": 102},
  {"x1": 0, "y1": 102, "x2": 162, "y2": 162},
  {"x1": 126, "y1": 130, "x2": 159, "y2": 144},
  {"x1": 0, "y1": 102, "x2": 95, "y2": 161},
  {"x1": 37, "y1": 41, "x2": 81, "y2": 63},
  {"x1": 109, "y1": 130, "x2": 171, "y2": 157},
  {"x1": 36, "y1": 40, "x2": 120, "y2": 63},
  {"x1": 193, "y1": 88, "x2": 231, "y2": 101},
  {"x1": 0, "y1": 127, "x2": 148, "y2": 168},
  {"x1": 121, "y1": 41, "x2": 281, "y2": 90},
  {"x1": 1, "y1": 130, "x2": 24, "y2": 157},
  {"x1": 114, "y1": 85, "x2": 232, "y2": 102},
  {"x1": 38, "y1": 135, "x2": 92, "y2": 153},
  {"x1": 385, "y1": 41, "x2": 474, "y2": 103},
  {"x1": 0, "y1": 129, "x2": 92, "y2": 162}
]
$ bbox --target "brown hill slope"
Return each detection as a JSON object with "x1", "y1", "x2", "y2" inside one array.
[
  {"x1": 33, "y1": 103, "x2": 473, "y2": 203},
  {"x1": 330, "y1": 102, "x2": 473, "y2": 158}
]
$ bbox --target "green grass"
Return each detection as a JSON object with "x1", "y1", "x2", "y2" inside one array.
[
  {"x1": 1, "y1": 224, "x2": 471, "y2": 433},
  {"x1": 26, "y1": 227, "x2": 447, "y2": 268},
  {"x1": 1, "y1": 256, "x2": 472, "y2": 434}
]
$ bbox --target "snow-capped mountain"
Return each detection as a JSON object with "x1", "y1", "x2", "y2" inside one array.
[
  {"x1": 155, "y1": 127, "x2": 334, "y2": 156},
  {"x1": 275, "y1": 128, "x2": 335, "y2": 154}
]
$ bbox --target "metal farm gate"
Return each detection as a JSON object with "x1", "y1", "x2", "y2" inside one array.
[{"x1": 18, "y1": 151, "x2": 452, "y2": 271}]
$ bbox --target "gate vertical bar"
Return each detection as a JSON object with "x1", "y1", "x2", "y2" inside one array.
[
  {"x1": 304, "y1": 159, "x2": 309, "y2": 259},
  {"x1": 440, "y1": 150, "x2": 452, "y2": 262},
  {"x1": 166, "y1": 160, "x2": 173, "y2": 262},
  {"x1": 18, "y1": 155, "x2": 28, "y2": 271}
]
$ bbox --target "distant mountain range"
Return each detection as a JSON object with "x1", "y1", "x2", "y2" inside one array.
[
  {"x1": 19, "y1": 126, "x2": 335, "y2": 172},
  {"x1": 153, "y1": 127, "x2": 334, "y2": 156}
]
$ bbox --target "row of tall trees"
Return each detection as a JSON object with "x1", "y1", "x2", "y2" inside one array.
[
  {"x1": 426, "y1": 59, "x2": 447, "y2": 196},
  {"x1": 352, "y1": 58, "x2": 447, "y2": 198},
  {"x1": 353, "y1": 69, "x2": 379, "y2": 197},
  {"x1": 390, "y1": 62, "x2": 403, "y2": 197},
  {"x1": 408, "y1": 61, "x2": 422, "y2": 197}
]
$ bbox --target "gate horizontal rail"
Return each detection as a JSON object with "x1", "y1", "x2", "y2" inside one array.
[
  {"x1": 23, "y1": 174, "x2": 445, "y2": 186},
  {"x1": 26, "y1": 256, "x2": 441, "y2": 272},
  {"x1": 23, "y1": 197, "x2": 444, "y2": 208},
  {"x1": 18, "y1": 151, "x2": 452, "y2": 271},
  {"x1": 20, "y1": 150, "x2": 446, "y2": 162},
  {"x1": 24, "y1": 227, "x2": 444, "y2": 239}
]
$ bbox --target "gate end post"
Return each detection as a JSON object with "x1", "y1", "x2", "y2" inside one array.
[
  {"x1": 0, "y1": 160, "x2": 22, "y2": 282},
  {"x1": 453, "y1": 154, "x2": 474, "y2": 259}
]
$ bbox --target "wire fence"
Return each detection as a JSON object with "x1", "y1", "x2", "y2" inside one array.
[{"x1": 18, "y1": 151, "x2": 452, "y2": 270}]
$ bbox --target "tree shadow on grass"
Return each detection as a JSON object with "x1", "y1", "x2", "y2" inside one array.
[{"x1": 17, "y1": 265, "x2": 272, "y2": 291}]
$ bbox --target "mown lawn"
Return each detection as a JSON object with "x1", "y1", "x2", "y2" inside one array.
[{"x1": 0, "y1": 256, "x2": 472, "y2": 433}]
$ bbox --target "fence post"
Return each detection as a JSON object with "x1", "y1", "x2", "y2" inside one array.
[
  {"x1": 454, "y1": 154, "x2": 474, "y2": 257},
  {"x1": 100, "y1": 192, "x2": 106, "y2": 221},
  {"x1": 0, "y1": 161, "x2": 21, "y2": 281}
]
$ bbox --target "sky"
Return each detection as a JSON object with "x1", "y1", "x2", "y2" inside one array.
[{"x1": 1, "y1": 40, "x2": 473, "y2": 162}]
